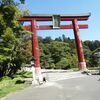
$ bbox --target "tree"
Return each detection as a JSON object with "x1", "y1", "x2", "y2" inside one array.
[
  {"x1": 0, "y1": 0, "x2": 15, "y2": 5},
  {"x1": 83, "y1": 40, "x2": 100, "y2": 67},
  {"x1": 62, "y1": 34, "x2": 67, "y2": 42},
  {"x1": 55, "y1": 54, "x2": 78, "y2": 69},
  {"x1": 48, "y1": 41, "x2": 70, "y2": 63},
  {"x1": 0, "y1": 0, "x2": 25, "y2": 5},
  {"x1": 55, "y1": 36, "x2": 62, "y2": 41},
  {"x1": 0, "y1": 0, "x2": 31, "y2": 77},
  {"x1": 43, "y1": 36, "x2": 52, "y2": 43},
  {"x1": 39, "y1": 36, "x2": 79, "y2": 69},
  {"x1": 20, "y1": 0, "x2": 25, "y2": 4},
  {"x1": 38, "y1": 36, "x2": 100, "y2": 69}
]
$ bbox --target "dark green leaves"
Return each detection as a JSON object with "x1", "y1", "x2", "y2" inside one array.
[{"x1": 20, "y1": 0, "x2": 25, "y2": 4}]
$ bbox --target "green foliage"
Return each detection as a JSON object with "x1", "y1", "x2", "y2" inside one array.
[
  {"x1": 83, "y1": 41, "x2": 100, "y2": 67},
  {"x1": 39, "y1": 36, "x2": 78, "y2": 69},
  {"x1": 0, "y1": 75, "x2": 30, "y2": 98},
  {"x1": 38, "y1": 35, "x2": 100, "y2": 69},
  {"x1": 0, "y1": 0, "x2": 25, "y2": 6},
  {"x1": 88, "y1": 66, "x2": 100, "y2": 70},
  {"x1": 15, "y1": 71, "x2": 32, "y2": 78},
  {"x1": 48, "y1": 41, "x2": 70, "y2": 63},
  {"x1": 55, "y1": 54, "x2": 77, "y2": 69},
  {"x1": 92, "y1": 47, "x2": 100, "y2": 54},
  {"x1": 20, "y1": 0, "x2": 25, "y2": 4},
  {"x1": 56, "y1": 58, "x2": 69, "y2": 69},
  {"x1": 0, "y1": 0, "x2": 32, "y2": 77},
  {"x1": 84, "y1": 40, "x2": 100, "y2": 51},
  {"x1": 0, "y1": 0, "x2": 15, "y2": 5},
  {"x1": 22, "y1": 10, "x2": 31, "y2": 16}
]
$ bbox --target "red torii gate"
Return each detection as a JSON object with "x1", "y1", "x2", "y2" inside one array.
[{"x1": 18, "y1": 13, "x2": 90, "y2": 76}]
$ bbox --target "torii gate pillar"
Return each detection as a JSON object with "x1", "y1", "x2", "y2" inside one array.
[
  {"x1": 72, "y1": 19, "x2": 87, "y2": 71},
  {"x1": 31, "y1": 19, "x2": 41, "y2": 78}
]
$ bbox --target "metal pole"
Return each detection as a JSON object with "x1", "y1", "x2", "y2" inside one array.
[{"x1": 72, "y1": 19, "x2": 87, "y2": 71}]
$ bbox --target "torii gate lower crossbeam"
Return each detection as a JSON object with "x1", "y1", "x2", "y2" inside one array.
[{"x1": 18, "y1": 13, "x2": 90, "y2": 80}]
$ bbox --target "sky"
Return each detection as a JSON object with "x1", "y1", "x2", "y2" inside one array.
[{"x1": 18, "y1": 0, "x2": 100, "y2": 41}]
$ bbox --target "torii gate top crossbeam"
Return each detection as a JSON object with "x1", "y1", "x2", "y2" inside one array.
[{"x1": 19, "y1": 13, "x2": 91, "y2": 21}]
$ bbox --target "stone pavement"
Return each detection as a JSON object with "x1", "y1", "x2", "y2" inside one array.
[
  {"x1": 2, "y1": 71, "x2": 89, "y2": 100},
  {"x1": 44, "y1": 71, "x2": 86, "y2": 82},
  {"x1": 3, "y1": 74, "x2": 100, "y2": 100},
  {"x1": 24, "y1": 70, "x2": 86, "y2": 83}
]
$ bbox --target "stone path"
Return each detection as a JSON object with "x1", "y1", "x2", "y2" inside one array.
[
  {"x1": 3, "y1": 71, "x2": 99, "y2": 100},
  {"x1": 3, "y1": 75, "x2": 100, "y2": 100}
]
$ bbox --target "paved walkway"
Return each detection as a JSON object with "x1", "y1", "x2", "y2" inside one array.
[
  {"x1": 45, "y1": 71, "x2": 86, "y2": 81},
  {"x1": 2, "y1": 71, "x2": 100, "y2": 100}
]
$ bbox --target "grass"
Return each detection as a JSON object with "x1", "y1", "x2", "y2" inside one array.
[
  {"x1": 71, "y1": 66, "x2": 100, "y2": 71},
  {"x1": 0, "y1": 71, "x2": 32, "y2": 98},
  {"x1": 88, "y1": 66, "x2": 100, "y2": 70},
  {"x1": 15, "y1": 71, "x2": 32, "y2": 78}
]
